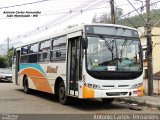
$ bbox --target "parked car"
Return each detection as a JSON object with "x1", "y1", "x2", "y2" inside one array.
[{"x1": 0, "y1": 68, "x2": 12, "y2": 82}]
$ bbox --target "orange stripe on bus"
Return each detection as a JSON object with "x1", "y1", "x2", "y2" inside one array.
[
  {"x1": 137, "y1": 85, "x2": 144, "y2": 97},
  {"x1": 83, "y1": 86, "x2": 94, "y2": 98},
  {"x1": 20, "y1": 68, "x2": 53, "y2": 93}
]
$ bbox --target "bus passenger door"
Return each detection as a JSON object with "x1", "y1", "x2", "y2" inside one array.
[{"x1": 67, "y1": 36, "x2": 81, "y2": 96}]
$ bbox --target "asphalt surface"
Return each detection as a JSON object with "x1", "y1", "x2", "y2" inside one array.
[{"x1": 0, "y1": 81, "x2": 160, "y2": 115}]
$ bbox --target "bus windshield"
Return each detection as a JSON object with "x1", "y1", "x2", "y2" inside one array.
[{"x1": 86, "y1": 36, "x2": 142, "y2": 72}]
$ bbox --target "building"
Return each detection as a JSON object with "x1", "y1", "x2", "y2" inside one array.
[{"x1": 138, "y1": 26, "x2": 160, "y2": 94}]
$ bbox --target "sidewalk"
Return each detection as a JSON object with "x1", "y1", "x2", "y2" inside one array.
[{"x1": 118, "y1": 95, "x2": 160, "y2": 109}]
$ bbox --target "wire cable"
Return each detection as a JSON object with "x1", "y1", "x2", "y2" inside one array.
[
  {"x1": 9, "y1": 0, "x2": 105, "y2": 41},
  {"x1": 0, "y1": 0, "x2": 50, "y2": 10},
  {"x1": 127, "y1": 0, "x2": 146, "y2": 23},
  {"x1": 4, "y1": 0, "x2": 160, "y2": 43}
]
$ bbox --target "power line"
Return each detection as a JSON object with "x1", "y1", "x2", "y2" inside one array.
[
  {"x1": 117, "y1": 0, "x2": 160, "y2": 20},
  {"x1": 127, "y1": 0, "x2": 146, "y2": 23},
  {"x1": 7, "y1": 0, "x2": 94, "y2": 40},
  {"x1": 8, "y1": 0, "x2": 107, "y2": 42},
  {"x1": 3, "y1": 0, "x2": 160, "y2": 43},
  {"x1": 0, "y1": 0, "x2": 150, "y2": 20},
  {"x1": 116, "y1": 3, "x2": 139, "y2": 7},
  {"x1": 0, "y1": 0, "x2": 108, "y2": 10},
  {"x1": 117, "y1": 0, "x2": 160, "y2": 30},
  {"x1": 41, "y1": 7, "x2": 108, "y2": 16},
  {"x1": 0, "y1": 0, "x2": 94, "y2": 10},
  {"x1": 0, "y1": 0, "x2": 50, "y2": 10},
  {"x1": 23, "y1": 0, "x2": 96, "y2": 35},
  {"x1": 151, "y1": 18, "x2": 160, "y2": 30},
  {"x1": 0, "y1": 0, "x2": 108, "y2": 19},
  {"x1": 0, "y1": 6, "x2": 109, "y2": 20}
]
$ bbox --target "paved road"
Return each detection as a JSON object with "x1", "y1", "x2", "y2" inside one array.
[{"x1": 0, "y1": 82, "x2": 159, "y2": 114}]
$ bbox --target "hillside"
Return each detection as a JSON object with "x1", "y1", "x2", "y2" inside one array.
[
  {"x1": 117, "y1": 9, "x2": 160, "y2": 28},
  {"x1": 92, "y1": 8, "x2": 160, "y2": 28}
]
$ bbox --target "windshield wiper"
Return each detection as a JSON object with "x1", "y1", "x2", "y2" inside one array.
[
  {"x1": 122, "y1": 38, "x2": 128, "y2": 47},
  {"x1": 98, "y1": 35, "x2": 115, "y2": 60}
]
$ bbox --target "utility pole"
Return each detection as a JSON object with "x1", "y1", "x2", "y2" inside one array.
[
  {"x1": 7, "y1": 37, "x2": 10, "y2": 53},
  {"x1": 110, "y1": 0, "x2": 115, "y2": 24},
  {"x1": 6, "y1": 37, "x2": 10, "y2": 68},
  {"x1": 146, "y1": 0, "x2": 153, "y2": 96}
]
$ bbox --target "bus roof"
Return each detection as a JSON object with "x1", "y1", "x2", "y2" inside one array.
[{"x1": 14, "y1": 23, "x2": 137, "y2": 49}]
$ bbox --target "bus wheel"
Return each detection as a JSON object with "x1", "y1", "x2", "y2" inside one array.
[
  {"x1": 58, "y1": 81, "x2": 68, "y2": 105},
  {"x1": 23, "y1": 76, "x2": 30, "y2": 94},
  {"x1": 101, "y1": 98, "x2": 114, "y2": 104}
]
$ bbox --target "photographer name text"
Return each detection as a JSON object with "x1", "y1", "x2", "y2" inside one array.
[{"x1": 3, "y1": 11, "x2": 41, "y2": 17}]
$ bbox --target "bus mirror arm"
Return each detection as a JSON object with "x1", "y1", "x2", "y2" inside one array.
[{"x1": 82, "y1": 38, "x2": 88, "y2": 49}]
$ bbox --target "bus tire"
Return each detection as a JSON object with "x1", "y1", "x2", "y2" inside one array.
[
  {"x1": 23, "y1": 76, "x2": 30, "y2": 94},
  {"x1": 101, "y1": 98, "x2": 114, "y2": 104},
  {"x1": 58, "y1": 81, "x2": 69, "y2": 105}
]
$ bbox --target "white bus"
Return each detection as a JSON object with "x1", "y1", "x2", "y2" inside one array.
[{"x1": 12, "y1": 24, "x2": 144, "y2": 104}]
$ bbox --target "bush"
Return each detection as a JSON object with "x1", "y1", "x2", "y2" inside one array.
[{"x1": 0, "y1": 56, "x2": 7, "y2": 68}]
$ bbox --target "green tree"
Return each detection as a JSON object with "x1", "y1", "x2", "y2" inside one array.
[
  {"x1": 92, "y1": 8, "x2": 160, "y2": 28},
  {"x1": 0, "y1": 48, "x2": 14, "y2": 68},
  {"x1": 116, "y1": 9, "x2": 160, "y2": 27},
  {"x1": 92, "y1": 7, "x2": 123, "y2": 23},
  {"x1": 92, "y1": 14, "x2": 98, "y2": 23},
  {"x1": 115, "y1": 7, "x2": 123, "y2": 19},
  {"x1": 0, "y1": 56, "x2": 7, "y2": 68},
  {"x1": 6, "y1": 47, "x2": 14, "y2": 67}
]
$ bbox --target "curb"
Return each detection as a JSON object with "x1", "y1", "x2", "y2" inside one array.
[
  {"x1": 145, "y1": 100, "x2": 160, "y2": 109},
  {"x1": 117, "y1": 97, "x2": 160, "y2": 109}
]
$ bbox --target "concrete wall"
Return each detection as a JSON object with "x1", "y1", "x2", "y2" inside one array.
[
  {"x1": 144, "y1": 79, "x2": 160, "y2": 95},
  {"x1": 138, "y1": 27, "x2": 160, "y2": 76},
  {"x1": 152, "y1": 27, "x2": 160, "y2": 74}
]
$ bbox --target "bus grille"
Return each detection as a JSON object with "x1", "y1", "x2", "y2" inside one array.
[
  {"x1": 106, "y1": 92, "x2": 128, "y2": 96},
  {"x1": 102, "y1": 85, "x2": 130, "y2": 89}
]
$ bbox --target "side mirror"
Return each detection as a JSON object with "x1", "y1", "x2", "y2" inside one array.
[{"x1": 82, "y1": 38, "x2": 88, "y2": 49}]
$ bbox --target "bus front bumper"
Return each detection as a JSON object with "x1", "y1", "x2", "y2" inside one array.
[{"x1": 82, "y1": 86, "x2": 144, "y2": 98}]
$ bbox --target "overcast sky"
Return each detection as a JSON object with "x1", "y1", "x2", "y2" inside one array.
[{"x1": 0, "y1": 0, "x2": 159, "y2": 46}]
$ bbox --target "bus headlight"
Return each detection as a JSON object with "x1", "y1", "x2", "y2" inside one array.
[
  {"x1": 131, "y1": 82, "x2": 143, "y2": 89},
  {"x1": 84, "y1": 83, "x2": 100, "y2": 90}
]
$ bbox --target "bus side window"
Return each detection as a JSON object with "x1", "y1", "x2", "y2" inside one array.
[
  {"x1": 51, "y1": 36, "x2": 66, "y2": 61},
  {"x1": 20, "y1": 46, "x2": 28, "y2": 63},
  {"x1": 38, "y1": 40, "x2": 51, "y2": 62},
  {"x1": 28, "y1": 43, "x2": 38, "y2": 63}
]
